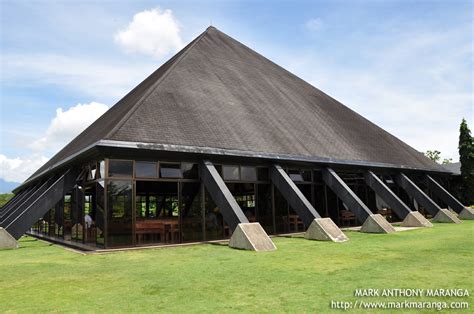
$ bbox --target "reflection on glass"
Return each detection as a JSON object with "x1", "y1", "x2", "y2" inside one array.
[
  {"x1": 182, "y1": 163, "x2": 198, "y2": 179},
  {"x1": 181, "y1": 183, "x2": 203, "y2": 242},
  {"x1": 228, "y1": 183, "x2": 255, "y2": 222},
  {"x1": 136, "y1": 162, "x2": 158, "y2": 178},
  {"x1": 96, "y1": 181, "x2": 105, "y2": 247},
  {"x1": 222, "y1": 165, "x2": 239, "y2": 181},
  {"x1": 63, "y1": 195, "x2": 72, "y2": 241},
  {"x1": 107, "y1": 180, "x2": 133, "y2": 247},
  {"x1": 288, "y1": 170, "x2": 304, "y2": 182},
  {"x1": 160, "y1": 163, "x2": 183, "y2": 178},
  {"x1": 240, "y1": 166, "x2": 257, "y2": 181},
  {"x1": 274, "y1": 188, "x2": 289, "y2": 233},
  {"x1": 257, "y1": 184, "x2": 274, "y2": 234},
  {"x1": 108, "y1": 160, "x2": 133, "y2": 177},
  {"x1": 72, "y1": 188, "x2": 84, "y2": 242},
  {"x1": 205, "y1": 189, "x2": 226, "y2": 240}
]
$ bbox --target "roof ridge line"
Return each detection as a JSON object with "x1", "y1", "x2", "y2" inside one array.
[{"x1": 103, "y1": 28, "x2": 211, "y2": 140}]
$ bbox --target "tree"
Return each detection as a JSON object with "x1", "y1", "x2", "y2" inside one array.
[
  {"x1": 425, "y1": 150, "x2": 441, "y2": 163},
  {"x1": 459, "y1": 118, "x2": 474, "y2": 204},
  {"x1": 442, "y1": 158, "x2": 452, "y2": 165}
]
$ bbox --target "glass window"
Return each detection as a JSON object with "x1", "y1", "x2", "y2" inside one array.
[
  {"x1": 288, "y1": 170, "x2": 304, "y2": 182},
  {"x1": 108, "y1": 160, "x2": 133, "y2": 177},
  {"x1": 240, "y1": 166, "x2": 257, "y2": 181},
  {"x1": 182, "y1": 163, "x2": 198, "y2": 179},
  {"x1": 160, "y1": 163, "x2": 183, "y2": 178},
  {"x1": 136, "y1": 161, "x2": 158, "y2": 178},
  {"x1": 222, "y1": 165, "x2": 239, "y2": 181}
]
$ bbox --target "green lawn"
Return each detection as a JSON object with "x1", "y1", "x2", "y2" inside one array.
[
  {"x1": 0, "y1": 222, "x2": 473, "y2": 313},
  {"x1": 0, "y1": 193, "x2": 14, "y2": 207}
]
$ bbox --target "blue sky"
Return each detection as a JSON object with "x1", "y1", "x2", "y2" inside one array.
[{"x1": 1, "y1": 0, "x2": 472, "y2": 192}]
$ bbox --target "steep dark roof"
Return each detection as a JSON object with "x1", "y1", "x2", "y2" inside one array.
[
  {"x1": 442, "y1": 162, "x2": 461, "y2": 175},
  {"x1": 26, "y1": 26, "x2": 446, "y2": 183}
]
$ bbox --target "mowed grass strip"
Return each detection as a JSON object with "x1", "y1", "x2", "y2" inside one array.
[{"x1": 0, "y1": 222, "x2": 472, "y2": 313}]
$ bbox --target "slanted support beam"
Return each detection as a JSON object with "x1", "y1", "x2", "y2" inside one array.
[
  {"x1": 6, "y1": 168, "x2": 81, "y2": 240},
  {"x1": 322, "y1": 168, "x2": 395, "y2": 233},
  {"x1": 200, "y1": 161, "x2": 276, "y2": 251},
  {"x1": 365, "y1": 171, "x2": 411, "y2": 219},
  {"x1": 426, "y1": 175, "x2": 465, "y2": 214},
  {"x1": 200, "y1": 160, "x2": 249, "y2": 231},
  {"x1": 270, "y1": 164, "x2": 320, "y2": 225},
  {"x1": 395, "y1": 173, "x2": 460, "y2": 224},
  {"x1": 322, "y1": 168, "x2": 372, "y2": 223},
  {"x1": 365, "y1": 171, "x2": 432, "y2": 227},
  {"x1": 395, "y1": 173, "x2": 441, "y2": 216},
  {"x1": 270, "y1": 165, "x2": 348, "y2": 242}
]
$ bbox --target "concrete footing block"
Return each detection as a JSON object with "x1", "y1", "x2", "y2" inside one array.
[
  {"x1": 229, "y1": 223, "x2": 276, "y2": 251},
  {"x1": 432, "y1": 208, "x2": 462, "y2": 224},
  {"x1": 360, "y1": 214, "x2": 396, "y2": 233},
  {"x1": 401, "y1": 211, "x2": 433, "y2": 228},
  {"x1": 458, "y1": 207, "x2": 474, "y2": 220},
  {"x1": 0, "y1": 227, "x2": 18, "y2": 249},
  {"x1": 304, "y1": 218, "x2": 348, "y2": 242}
]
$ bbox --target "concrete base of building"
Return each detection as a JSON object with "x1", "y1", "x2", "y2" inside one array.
[
  {"x1": 229, "y1": 223, "x2": 277, "y2": 251},
  {"x1": 401, "y1": 211, "x2": 433, "y2": 228},
  {"x1": 458, "y1": 207, "x2": 474, "y2": 220},
  {"x1": 304, "y1": 218, "x2": 349, "y2": 242},
  {"x1": 360, "y1": 214, "x2": 396, "y2": 233},
  {"x1": 432, "y1": 208, "x2": 462, "y2": 224},
  {"x1": 0, "y1": 227, "x2": 18, "y2": 249}
]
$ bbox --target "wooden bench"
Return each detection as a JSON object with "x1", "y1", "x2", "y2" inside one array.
[
  {"x1": 135, "y1": 220, "x2": 166, "y2": 243},
  {"x1": 339, "y1": 210, "x2": 357, "y2": 226}
]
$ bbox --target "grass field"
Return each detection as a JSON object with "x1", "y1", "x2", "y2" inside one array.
[
  {"x1": 0, "y1": 193, "x2": 14, "y2": 207},
  {"x1": 0, "y1": 222, "x2": 472, "y2": 313}
]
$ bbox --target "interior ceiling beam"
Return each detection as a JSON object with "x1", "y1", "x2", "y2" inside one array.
[
  {"x1": 270, "y1": 164, "x2": 321, "y2": 226},
  {"x1": 321, "y1": 167, "x2": 373, "y2": 223}
]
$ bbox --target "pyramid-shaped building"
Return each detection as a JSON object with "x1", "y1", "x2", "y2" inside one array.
[{"x1": 1, "y1": 27, "x2": 468, "y2": 251}]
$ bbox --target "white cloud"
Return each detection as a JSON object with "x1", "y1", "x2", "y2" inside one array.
[
  {"x1": 31, "y1": 102, "x2": 109, "y2": 152},
  {"x1": 281, "y1": 26, "x2": 472, "y2": 162},
  {"x1": 0, "y1": 102, "x2": 109, "y2": 184},
  {"x1": 0, "y1": 154, "x2": 49, "y2": 183},
  {"x1": 114, "y1": 7, "x2": 184, "y2": 59},
  {"x1": 306, "y1": 18, "x2": 323, "y2": 31},
  {"x1": 2, "y1": 53, "x2": 155, "y2": 100}
]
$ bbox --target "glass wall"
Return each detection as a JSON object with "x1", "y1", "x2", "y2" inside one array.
[
  {"x1": 107, "y1": 180, "x2": 133, "y2": 247},
  {"x1": 181, "y1": 183, "x2": 203, "y2": 243},
  {"x1": 30, "y1": 159, "x2": 375, "y2": 249},
  {"x1": 257, "y1": 184, "x2": 273, "y2": 234}
]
